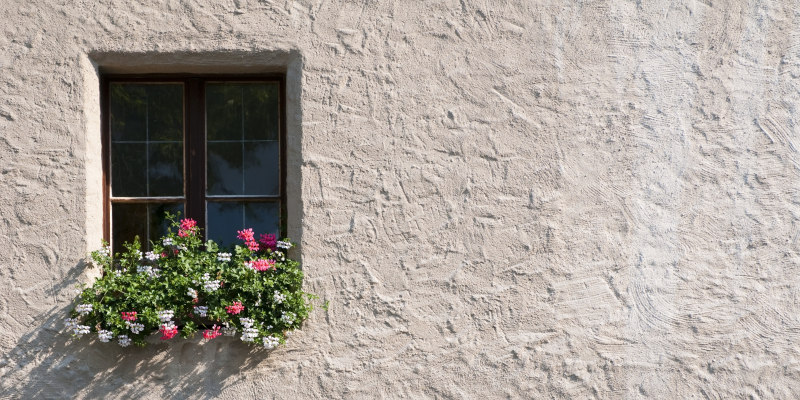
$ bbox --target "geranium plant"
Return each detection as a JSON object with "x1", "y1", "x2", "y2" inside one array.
[{"x1": 64, "y1": 213, "x2": 314, "y2": 349}]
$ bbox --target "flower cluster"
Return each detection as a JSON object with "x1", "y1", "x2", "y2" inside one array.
[
  {"x1": 248, "y1": 259, "x2": 275, "y2": 272},
  {"x1": 273, "y1": 291, "x2": 286, "y2": 304},
  {"x1": 237, "y1": 228, "x2": 260, "y2": 251},
  {"x1": 76, "y1": 304, "x2": 93, "y2": 316},
  {"x1": 226, "y1": 301, "x2": 245, "y2": 315},
  {"x1": 121, "y1": 311, "x2": 137, "y2": 321},
  {"x1": 98, "y1": 330, "x2": 114, "y2": 342},
  {"x1": 201, "y1": 273, "x2": 221, "y2": 292},
  {"x1": 203, "y1": 324, "x2": 221, "y2": 340},
  {"x1": 178, "y1": 218, "x2": 198, "y2": 238},
  {"x1": 259, "y1": 234, "x2": 277, "y2": 250},
  {"x1": 66, "y1": 212, "x2": 314, "y2": 348},
  {"x1": 193, "y1": 305, "x2": 208, "y2": 317}
]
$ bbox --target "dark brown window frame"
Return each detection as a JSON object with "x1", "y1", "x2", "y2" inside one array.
[{"x1": 101, "y1": 74, "x2": 288, "y2": 249}]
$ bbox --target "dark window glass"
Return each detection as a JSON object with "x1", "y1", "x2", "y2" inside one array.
[{"x1": 106, "y1": 78, "x2": 284, "y2": 254}]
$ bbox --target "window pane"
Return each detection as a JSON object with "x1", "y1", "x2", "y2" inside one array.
[
  {"x1": 147, "y1": 85, "x2": 183, "y2": 141},
  {"x1": 111, "y1": 143, "x2": 147, "y2": 197},
  {"x1": 110, "y1": 84, "x2": 183, "y2": 142},
  {"x1": 206, "y1": 84, "x2": 242, "y2": 141},
  {"x1": 110, "y1": 84, "x2": 147, "y2": 142},
  {"x1": 148, "y1": 143, "x2": 183, "y2": 196},
  {"x1": 243, "y1": 83, "x2": 279, "y2": 141},
  {"x1": 110, "y1": 83, "x2": 184, "y2": 198},
  {"x1": 206, "y1": 82, "x2": 280, "y2": 197},
  {"x1": 243, "y1": 141, "x2": 279, "y2": 195},
  {"x1": 207, "y1": 201, "x2": 280, "y2": 248},
  {"x1": 112, "y1": 203, "x2": 184, "y2": 254},
  {"x1": 207, "y1": 142, "x2": 243, "y2": 195}
]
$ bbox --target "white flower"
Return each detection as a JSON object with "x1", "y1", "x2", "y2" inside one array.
[
  {"x1": 133, "y1": 250, "x2": 143, "y2": 259},
  {"x1": 157, "y1": 310, "x2": 174, "y2": 322},
  {"x1": 137, "y1": 265, "x2": 160, "y2": 278},
  {"x1": 97, "y1": 246, "x2": 110, "y2": 257},
  {"x1": 240, "y1": 327, "x2": 259, "y2": 342},
  {"x1": 239, "y1": 317, "x2": 254, "y2": 328},
  {"x1": 64, "y1": 318, "x2": 78, "y2": 332},
  {"x1": 202, "y1": 273, "x2": 221, "y2": 292},
  {"x1": 76, "y1": 304, "x2": 93, "y2": 316},
  {"x1": 187, "y1": 288, "x2": 198, "y2": 299},
  {"x1": 274, "y1": 251, "x2": 285, "y2": 261},
  {"x1": 262, "y1": 335, "x2": 280, "y2": 349},
  {"x1": 118, "y1": 335, "x2": 131, "y2": 347},
  {"x1": 145, "y1": 251, "x2": 160, "y2": 261},
  {"x1": 281, "y1": 311, "x2": 295, "y2": 325},
  {"x1": 177, "y1": 244, "x2": 187, "y2": 251},
  {"x1": 273, "y1": 291, "x2": 286, "y2": 304},
  {"x1": 222, "y1": 323, "x2": 237, "y2": 336},
  {"x1": 217, "y1": 252, "x2": 231, "y2": 262},
  {"x1": 113, "y1": 270, "x2": 122, "y2": 277},
  {"x1": 126, "y1": 322, "x2": 144, "y2": 334},
  {"x1": 277, "y1": 241, "x2": 292, "y2": 250},
  {"x1": 74, "y1": 325, "x2": 91, "y2": 337},
  {"x1": 162, "y1": 237, "x2": 173, "y2": 246},
  {"x1": 193, "y1": 306, "x2": 208, "y2": 317},
  {"x1": 98, "y1": 330, "x2": 114, "y2": 342}
]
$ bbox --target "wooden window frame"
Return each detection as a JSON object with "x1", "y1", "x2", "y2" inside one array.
[{"x1": 101, "y1": 74, "x2": 288, "y2": 249}]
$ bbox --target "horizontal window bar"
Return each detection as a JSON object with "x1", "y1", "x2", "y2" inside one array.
[
  {"x1": 111, "y1": 197, "x2": 185, "y2": 203},
  {"x1": 111, "y1": 140, "x2": 183, "y2": 144},
  {"x1": 206, "y1": 140, "x2": 278, "y2": 143},
  {"x1": 206, "y1": 196, "x2": 281, "y2": 201}
]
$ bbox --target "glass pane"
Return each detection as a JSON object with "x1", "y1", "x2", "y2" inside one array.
[
  {"x1": 112, "y1": 203, "x2": 184, "y2": 254},
  {"x1": 110, "y1": 84, "x2": 147, "y2": 142},
  {"x1": 206, "y1": 84, "x2": 242, "y2": 141},
  {"x1": 148, "y1": 203, "x2": 184, "y2": 244},
  {"x1": 110, "y1": 84, "x2": 183, "y2": 142},
  {"x1": 110, "y1": 83, "x2": 184, "y2": 198},
  {"x1": 207, "y1": 142, "x2": 243, "y2": 195},
  {"x1": 148, "y1": 85, "x2": 183, "y2": 141},
  {"x1": 243, "y1": 83, "x2": 279, "y2": 141},
  {"x1": 111, "y1": 143, "x2": 147, "y2": 197},
  {"x1": 243, "y1": 142, "x2": 279, "y2": 195},
  {"x1": 112, "y1": 203, "x2": 147, "y2": 255},
  {"x1": 148, "y1": 143, "x2": 183, "y2": 196},
  {"x1": 207, "y1": 201, "x2": 280, "y2": 249}
]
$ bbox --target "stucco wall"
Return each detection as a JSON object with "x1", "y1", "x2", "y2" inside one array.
[{"x1": 2, "y1": 0, "x2": 800, "y2": 398}]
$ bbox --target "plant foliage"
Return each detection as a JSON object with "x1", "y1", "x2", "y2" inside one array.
[{"x1": 64, "y1": 213, "x2": 314, "y2": 349}]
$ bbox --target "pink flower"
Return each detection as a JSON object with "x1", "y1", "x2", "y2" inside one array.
[
  {"x1": 237, "y1": 228, "x2": 254, "y2": 242},
  {"x1": 178, "y1": 218, "x2": 198, "y2": 237},
  {"x1": 259, "y1": 234, "x2": 277, "y2": 251},
  {"x1": 249, "y1": 259, "x2": 276, "y2": 272},
  {"x1": 121, "y1": 311, "x2": 137, "y2": 321},
  {"x1": 203, "y1": 324, "x2": 221, "y2": 340},
  {"x1": 225, "y1": 301, "x2": 245, "y2": 315},
  {"x1": 159, "y1": 323, "x2": 179, "y2": 340}
]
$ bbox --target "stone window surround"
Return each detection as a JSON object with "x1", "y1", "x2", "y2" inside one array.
[{"x1": 80, "y1": 50, "x2": 304, "y2": 256}]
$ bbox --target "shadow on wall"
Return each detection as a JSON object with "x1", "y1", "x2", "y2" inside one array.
[{"x1": 0, "y1": 260, "x2": 277, "y2": 399}]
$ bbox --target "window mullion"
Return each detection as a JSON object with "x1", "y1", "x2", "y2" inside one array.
[{"x1": 185, "y1": 79, "x2": 206, "y2": 235}]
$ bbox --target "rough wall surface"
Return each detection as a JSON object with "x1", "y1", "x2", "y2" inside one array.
[{"x1": 1, "y1": 0, "x2": 799, "y2": 398}]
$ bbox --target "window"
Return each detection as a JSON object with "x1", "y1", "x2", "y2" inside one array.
[{"x1": 102, "y1": 75, "x2": 286, "y2": 253}]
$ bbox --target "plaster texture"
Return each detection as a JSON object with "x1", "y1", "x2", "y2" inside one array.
[{"x1": 1, "y1": 0, "x2": 799, "y2": 398}]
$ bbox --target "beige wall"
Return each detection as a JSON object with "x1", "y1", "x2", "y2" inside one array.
[{"x1": 2, "y1": 1, "x2": 800, "y2": 398}]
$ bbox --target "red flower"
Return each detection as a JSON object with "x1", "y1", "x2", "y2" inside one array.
[
  {"x1": 249, "y1": 259, "x2": 276, "y2": 272},
  {"x1": 178, "y1": 218, "x2": 198, "y2": 237},
  {"x1": 159, "y1": 324, "x2": 178, "y2": 340},
  {"x1": 259, "y1": 234, "x2": 277, "y2": 251},
  {"x1": 203, "y1": 324, "x2": 221, "y2": 340},
  {"x1": 225, "y1": 301, "x2": 245, "y2": 315},
  {"x1": 121, "y1": 311, "x2": 137, "y2": 321}
]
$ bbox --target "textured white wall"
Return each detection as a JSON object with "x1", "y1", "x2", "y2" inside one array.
[{"x1": 1, "y1": 0, "x2": 800, "y2": 398}]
